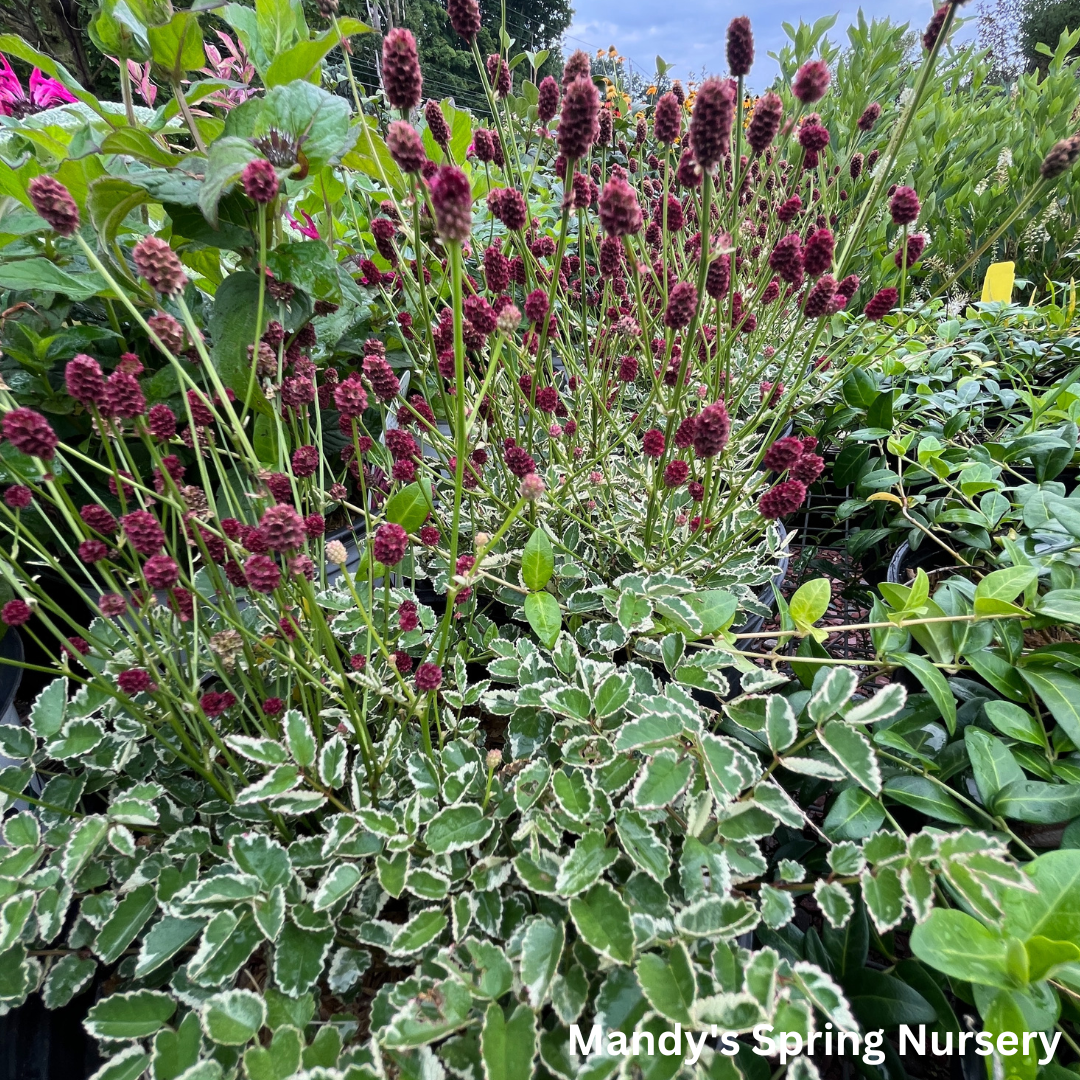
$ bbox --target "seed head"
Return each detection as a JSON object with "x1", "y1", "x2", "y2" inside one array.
[
  {"x1": 746, "y1": 91, "x2": 782, "y2": 155},
  {"x1": 726, "y1": 16, "x2": 754, "y2": 76},
  {"x1": 429, "y1": 165, "x2": 473, "y2": 243},
  {"x1": 557, "y1": 77, "x2": 600, "y2": 163},
  {"x1": 792, "y1": 59, "x2": 830, "y2": 103},
  {"x1": 598, "y1": 175, "x2": 643, "y2": 237},
  {"x1": 446, "y1": 0, "x2": 481, "y2": 40},
  {"x1": 383, "y1": 28, "x2": 423, "y2": 110},
  {"x1": 133, "y1": 236, "x2": 188, "y2": 296},
  {"x1": 28, "y1": 175, "x2": 79, "y2": 236},
  {"x1": 242, "y1": 158, "x2": 279, "y2": 202},
  {"x1": 689, "y1": 77, "x2": 735, "y2": 170}
]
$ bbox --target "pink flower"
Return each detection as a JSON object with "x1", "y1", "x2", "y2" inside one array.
[
  {"x1": 0, "y1": 55, "x2": 77, "y2": 117},
  {"x1": 287, "y1": 210, "x2": 320, "y2": 240}
]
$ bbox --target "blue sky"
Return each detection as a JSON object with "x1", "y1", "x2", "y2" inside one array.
[{"x1": 564, "y1": 1, "x2": 979, "y2": 84}]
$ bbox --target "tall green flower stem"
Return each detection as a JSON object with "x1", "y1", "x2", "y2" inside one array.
[
  {"x1": 433, "y1": 240, "x2": 470, "y2": 697},
  {"x1": 836, "y1": 3, "x2": 956, "y2": 277},
  {"x1": 645, "y1": 168, "x2": 715, "y2": 548}
]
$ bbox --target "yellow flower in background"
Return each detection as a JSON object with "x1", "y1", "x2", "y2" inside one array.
[
  {"x1": 608, "y1": 45, "x2": 618, "y2": 57},
  {"x1": 646, "y1": 84, "x2": 658, "y2": 96}
]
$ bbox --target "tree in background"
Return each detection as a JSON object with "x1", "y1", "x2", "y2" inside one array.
[
  {"x1": 979, "y1": 0, "x2": 1080, "y2": 76},
  {"x1": 320, "y1": 0, "x2": 570, "y2": 110},
  {"x1": 1020, "y1": 0, "x2": 1080, "y2": 71},
  {"x1": 0, "y1": 0, "x2": 98, "y2": 87}
]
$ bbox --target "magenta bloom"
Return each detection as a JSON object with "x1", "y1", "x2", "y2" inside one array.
[
  {"x1": 373, "y1": 522, "x2": 409, "y2": 566},
  {"x1": 1, "y1": 599, "x2": 31, "y2": 627},
  {"x1": 0, "y1": 55, "x2": 77, "y2": 118},
  {"x1": 429, "y1": 165, "x2": 473, "y2": 243},
  {"x1": 889, "y1": 186, "x2": 921, "y2": 226},
  {"x1": 759, "y1": 479, "x2": 807, "y2": 518},
  {"x1": 792, "y1": 60, "x2": 830, "y2": 103},
  {"x1": 415, "y1": 662, "x2": 443, "y2": 691},
  {"x1": 287, "y1": 210, "x2": 320, "y2": 239},
  {"x1": 762, "y1": 437, "x2": 804, "y2": 473},
  {"x1": 642, "y1": 429, "x2": 666, "y2": 458},
  {"x1": 864, "y1": 287, "x2": 898, "y2": 321},
  {"x1": 598, "y1": 175, "x2": 643, "y2": 237}
]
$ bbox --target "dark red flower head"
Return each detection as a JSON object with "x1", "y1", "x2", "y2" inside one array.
[
  {"x1": 598, "y1": 175, "x2": 643, "y2": 237},
  {"x1": 642, "y1": 429, "x2": 666, "y2": 458},
  {"x1": 557, "y1": 77, "x2": 600, "y2": 163},
  {"x1": 792, "y1": 59, "x2": 830, "y2": 103},
  {"x1": 486, "y1": 53, "x2": 512, "y2": 97},
  {"x1": 429, "y1": 165, "x2": 473, "y2": 243},
  {"x1": 538, "y1": 76, "x2": 560, "y2": 122},
  {"x1": 387, "y1": 121, "x2": 427, "y2": 174},
  {"x1": 1, "y1": 599, "x2": 32, "y2": 627},
  {"x1": 889, "y1": 186, "x2": 920, "y2": 225},
  {"x1": 242, "y1": 159, "x2": 279, "y2": 203},
  {"x1": 447, "y1": 0, "x2": 481, "y2": 40},
  {"x1": 425, "y1": 99, "x2": 451, "y2": 146},
  {"x1": 373, "y1": 522, "x2": 409, "y2": 566},
  {"x1": 693, "y1": 401, "x2": 730, "y2": 458},
  {"x1": 895, "y1": 233, "x2": 927, "y2": 268},
  {"x1": 66, "y1": 354, "x2": 107, "y2": 407},
  {"x1": 689, "y1": 77, "x2": 735, "y2": 171},
  {"x1": 664, "y1": 281, "x2": 698, "y2": 330},
  {"x1": 923, "y1": 4, "x2": 949, "y2": 51},
  {"x1": 759, "y1": 479, "x2": 806, "y2": 518},
  {"x1": 133, "y1": 236, "x2": 187, "y2": 296},
  {"x1": 802, "y1": 227, "x2": 834, "y2": 277},
  {"x1": 857, "y1": 102, "x2": 881, "y2": 131},
  {"x1": 561, "y1": 49, "x2": 592, "y2": 89},
  {"x1": 864, "y1": 287, "x2": 898, "y2": 321},
  {"x1": 804, "y1": 274, "x2": 838, "y2": 318},
  {"x1": 654, "y1": 92, "x2": 682, "y2": 145},
  {"x1": 383, "y1": 27, "x2": 423, "y2": 110},
  {"x1": 3, "y1": 407, "x2": 58, "y2": 459},
  {"x1": 746, "y1": 91, "x2": 782, "y2": 155},
  {"x1": 762, "y1": 436, "x2": 804, "y2": 473},
  {"x1": 28, "y1": 176, "x2": 80, "y2": 236},
  {"x1": 726, "y1": 16, "x2": 754, "y2": 76},
  {"x1": 415, "y1": 662, "x2": 443, "y2": 691}
]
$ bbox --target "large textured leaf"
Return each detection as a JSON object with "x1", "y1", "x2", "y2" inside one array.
[
  {"x1": 819, "y1": 722, "x2": 881, "y2": 795},
  {"x1": 636, "y1": 943, "x2": 694, "y2": 1026},
  {"x1": 480, "y1": 1002, "x2": 536, "y2": 1080},
  {"x1": 522, "y1": 528, "x2": 554, "y2": 591},
  {"x1": 568, "y1": 883, "x2": 634, "y2": 963},
  {"x1": 200, "y1": 989, "x2": 267, "y2": 1045},
  {"x1": 524, "y1": 591, "x2": 561, "y2": 648},
  {"x1": 85, "y1": 990, "x2": 176, "y2": 1040},
  {"x1": 555, "y1": 830, "x2": 617, "y2": 896},
  {"x1": 909, "y1": 909, "x2": 1013, "y2": 988},
  {"x1": 425, "y1": 804, "x2": 495, "y2": 854},
  {"x1": 520, "y1": 917, "x2": 563, "y2": 1008}
]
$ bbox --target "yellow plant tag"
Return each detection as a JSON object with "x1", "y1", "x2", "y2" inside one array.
[{"x1": 981, "y1": 261, "x2": 1015, "y2": 303}]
